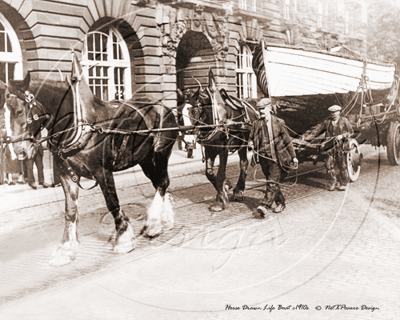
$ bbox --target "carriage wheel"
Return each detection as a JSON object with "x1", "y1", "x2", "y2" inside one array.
[
  {"x1": 387, "y1": 121, "x2": 400, "y2": 166},
  {"x1": 346, "y1": 139, "x2": 361, "y2": 182}
]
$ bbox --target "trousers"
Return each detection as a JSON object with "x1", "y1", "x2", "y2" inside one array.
[
  {"x1": 325, "y1": 152, "x2": 348, "y2": 186},
  {"x1": 25, "y1": 152, "x2": 45, "y2": 184},
  {"x1": 259, "y1": 155, "x2": 287, "y2": 207}
]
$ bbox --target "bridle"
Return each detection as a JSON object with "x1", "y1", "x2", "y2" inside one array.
[{"x1": 24, "y1": 90, "x2": 51, "y2": 140}]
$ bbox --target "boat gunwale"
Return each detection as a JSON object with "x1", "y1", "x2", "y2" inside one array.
[{"x1": 262, "y1": 41, "x2": 396, "y2": 68}]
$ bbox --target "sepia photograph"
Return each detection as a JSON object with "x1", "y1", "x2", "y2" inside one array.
[{"x1": 0, "y1": 0, "x2": 398, "y2": 319}]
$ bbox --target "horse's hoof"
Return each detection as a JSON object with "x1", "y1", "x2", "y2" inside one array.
[
  {"x1": 113, "y1": 239, "x2": 136, "y2": 254},
  {"x1": 49, "y1": 246, "x2": 76, "y2": 266},
  {"x1": 114, "y1": 224, "x2": 136, "y2": 253},
  {"x1": 143, "y1": 224, "x2": 163, "y2": 238},
  {"x1": 209, "y1": 204, "x2": 224, "y2": 212},
  {"x1": 231, "y1": 195, "x2": 244, "y2": 202},
  {"x1": 231, "y1": 190, "x2": 244, "y2": 202}
]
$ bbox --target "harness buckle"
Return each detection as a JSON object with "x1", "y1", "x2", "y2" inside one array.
[{"x1": 25, "y1": 91, "x2": 35, "y2": 104}]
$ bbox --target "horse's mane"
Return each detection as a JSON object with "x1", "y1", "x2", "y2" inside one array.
[{"x1": 29, "y1": 79, "x2": 69, "y2": 90}]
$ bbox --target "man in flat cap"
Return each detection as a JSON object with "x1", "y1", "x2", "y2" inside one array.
[
  {"x1": 248, "y1": 97, "x2": 298, "y2": 217},
  {"x1": 306, "y1": 105, "x2": 354, "y2": 191}
]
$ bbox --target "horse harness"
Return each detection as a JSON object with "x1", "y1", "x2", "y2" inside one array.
[
  {"x1": 195, "y1": 88, "x2": 255, "y2": 144},
  {"x1": 23, "y1": 87, "x2": 165, "y2": 190}
]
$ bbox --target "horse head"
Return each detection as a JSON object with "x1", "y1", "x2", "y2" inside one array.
[
  {"x1": 7, "y1": 52, "x2": 97, "y2": 156},
  {"x1": 187, "y1": 69, "x2": 230, "y2": 126},
  {"x1": 180, "y1": 86, "x2": 209, "y2": 128}
]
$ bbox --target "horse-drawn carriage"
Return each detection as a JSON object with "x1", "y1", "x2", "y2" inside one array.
[
  {"x1": 5, "y1": 41, "x2": 400, "y2": 266},
  {"x1": 252, "y1": 40, "x2": 400, "y2": 182}
]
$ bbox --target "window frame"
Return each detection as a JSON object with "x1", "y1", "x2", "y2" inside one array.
[
  {"x1": 82, "y1": 27, "x2": 131, "y2": 102},
  {"x1": 317, "y1": 0, "x2": 323, "y2": 28},
  {"x1": 0, "y1": 12, "x2": 22, "y2": 82},
  {"x1": 284, "y1": 0, "x2": 290, "y2": 20},
  {"x1": 238, "y1": 0, "x2": 257, "y2": 12},
  {"x1": 236, "y1": 45, "x2": 257, "y2": 99}
]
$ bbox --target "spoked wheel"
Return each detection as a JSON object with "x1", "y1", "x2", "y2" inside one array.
[
  {"x1": 387, "y1": 121, "x2": 400, "y2": 166},
  {"x1": 346, "y1": 139, "x2": 361, "y2": 182}
]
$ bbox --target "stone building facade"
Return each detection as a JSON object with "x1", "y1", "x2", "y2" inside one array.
[{"x1": 0, "y1": 0, "x2": 367, "y2": 108}]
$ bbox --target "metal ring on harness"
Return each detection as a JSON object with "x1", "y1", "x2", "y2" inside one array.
[{"x1": 25, "y1": 91, "x2": 35, "y2": 104}]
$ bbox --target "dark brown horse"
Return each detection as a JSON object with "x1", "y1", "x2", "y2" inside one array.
[
  {"x1": 7, "y1": 53, "x2": 178, "y2": 266},
  {"x1": 181, "y1": 70, "x2": 259, "y2": 211}
]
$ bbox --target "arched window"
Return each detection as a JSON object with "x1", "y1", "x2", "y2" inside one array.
[
  {"x1": 82, "y1": 27, "x2": 131, "y2": 101},
  {"x1": 0, "y1": 12, "x2": 22, "y2": 82},
  {"x1": 236, "y1": 45, "x2": 257, "y2": 99}
]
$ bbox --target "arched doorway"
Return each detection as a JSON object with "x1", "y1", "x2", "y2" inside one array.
[{"x1": 176, "y1": 31, "x2": 216, "y2": 91}]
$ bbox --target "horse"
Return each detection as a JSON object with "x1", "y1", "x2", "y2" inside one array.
[
  {"x1": 176, "y1": 88, "x2": 196, "y2": 158},
  {"x1": 180, "y1": 70, "x2": 259, "y2": 212},
  {"x1": 6, "y1": 53, "x2": 178, "y2": 266}
]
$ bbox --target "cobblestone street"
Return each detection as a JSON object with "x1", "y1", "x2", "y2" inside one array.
[{"x1": 0, "y1": 146, "x2": 399, "y2": 320}]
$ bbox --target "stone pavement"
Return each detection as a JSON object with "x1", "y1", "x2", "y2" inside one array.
[{"x1": 0, "y1": 145, "x2": 399, "y2": 320}]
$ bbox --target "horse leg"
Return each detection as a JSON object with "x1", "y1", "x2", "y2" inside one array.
[
  {"x1": 49, "y1": 173, "x2": 80, "y2": 266},
  {"x1": 140, "y1": 152, "x2": 175, "y2": 237},
  {"x1": 232, "y1": 146, "x2": 248, "y2": 201},
  {"x1": 95, "y1": 169, "x2": 136, "y2": 254},
  {"x1": 210, "y1": 149, "x2": 229, "y2": 212},
  {"x1": 205, "y1": 147, "x2": 218, "y2": 189}
]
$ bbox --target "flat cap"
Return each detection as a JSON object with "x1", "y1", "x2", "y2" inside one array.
[
  {"x1": 328, "y1": 105, "x2": 342, "y2": 112},
  {"x1": 256, "y1": 97, "x2": 272, "y2": 108}
]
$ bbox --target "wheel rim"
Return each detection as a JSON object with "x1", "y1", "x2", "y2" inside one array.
[{"x1": 395, "y1": 125, "x2": 400, "y2": 161}]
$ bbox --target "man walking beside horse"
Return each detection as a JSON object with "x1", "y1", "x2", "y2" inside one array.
[
  {"x1": 305, "y1": 105, "x2": 354, "y2": 191},
  {"x1": 248, "y1": 98, "x2": 298, "y2": 216}
]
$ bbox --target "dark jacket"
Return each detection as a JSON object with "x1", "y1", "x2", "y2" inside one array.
[
  {"x1": 249, "y1": 115, "x2": 296, "y2": 168},
  {"x1": 308, "y1": 117, "x2": 354, "y2": 139}
]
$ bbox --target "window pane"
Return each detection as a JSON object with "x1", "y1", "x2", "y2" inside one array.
[
  {"x1": 103, "y1": 85, "x2": 108, "y2": 101},
  {"x1": 114, "y1": 67, "x2": 118, "y2": 84},
  {"x1": 8, "y1": 63, "x2": 14, "y2": 81},
  {"x1": 88, "y1": 52, "x2": 93, "y2": 60},
  {"x1": 102, "y1": 34, "x2": 107, "y2": 59},
  {"x1": 6, "y1": 34, "x2": 11, "y2": 52},
  {"x1": 95, "y1": 33, "x2": 100, "y2": 52},
  {"x1": 118, "y1": 45, "x2": 123, "y2": 60},
  {"x1": 0, "y1": 63, "x2": 5, "y2": 82},
  {"x1": 119, "y1": 68, "x2": 124, "y2": 84},
  {"x1": 95, "y1": 86, "x2": 101, "y2": 99},
  {"x1": 113, "y1": 43, "x2": 117, "y2": 60},
  {"x1": 0, "y1": 33, "x2": 5, "y2": 52},
  {"x1": 0, "y1": 22, "x2": 4, "y2": 31},
  {"x1": 87, "y1": 34, "x2": 93, "y2": 52}
]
